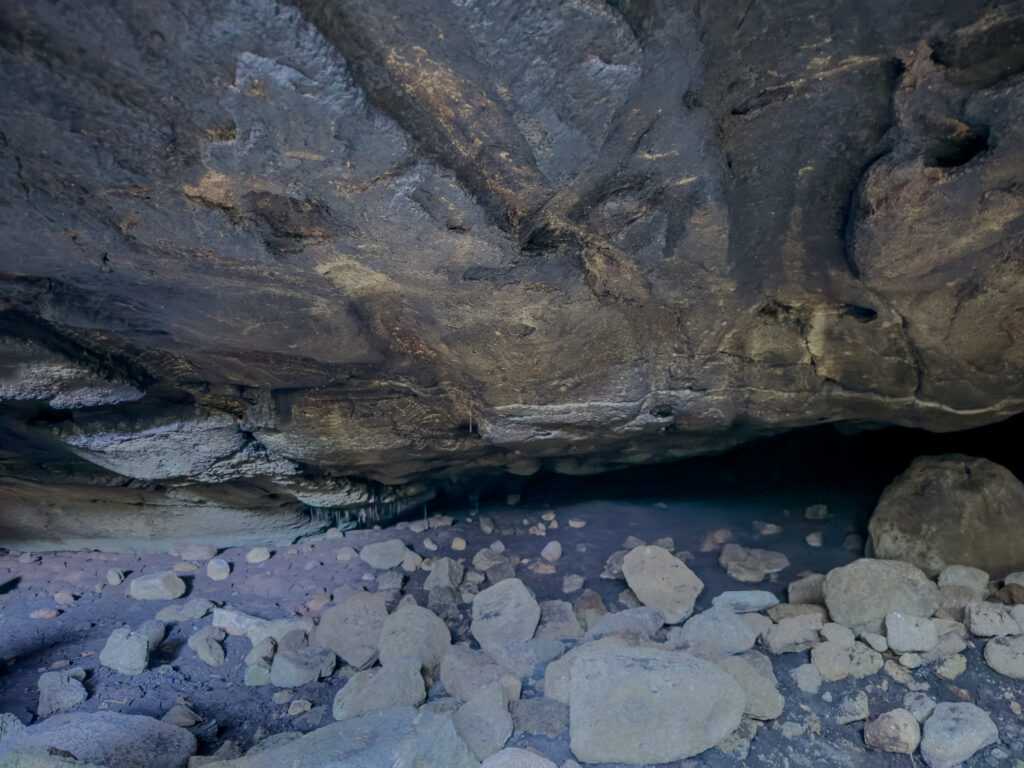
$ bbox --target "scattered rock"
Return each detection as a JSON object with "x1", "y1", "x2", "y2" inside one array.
[
  {"x1": 336, "y1": 547, "x2": 358, "y2": 562},
  {"x1": 245, "y1": 660, "x2": 272, "y2": 687},
  {"x1": 379, "y1": 603, "x2": 451, "y2": 678},
  {"x1": 162, "y1": 705, "x2": 201, "y2": 728},
  {"x1": 269, "y1": 648, "x2": 336, "y2": 688},
  {"x1": 0, "y1": 713, "x2": 26, "y2": 743},
  {"x1": 510, "y1": 698, "x2": 568, "y2": 738},
  {"x1": 719, "y1": 543, "x2": 789, "y2": 583},
  {"x1": 188, "y1": 626, "x2": 226, "y2": 667},
  {"x1": 169, "y1": 542, "x2": 218, "y2": 560},
  {"x1": 441, "y1": 644, "x2": 517, "y2": 703},
  {"x1": 823, "y1": 559, "x2": 939, "y2": 634},
  {"x1": 711, "y1": 590, "x2": 779, "y2": 613},
  {"x1": 358, "y1": 539, "x2": 410, "y2": 570},
  {"x1": 479, "y1": 517, "x2": 495, "y2": 534},
  {"x1": 965, "y1": 601, "x2": 1021, "y2": 637},
  {"x1": 333, "y1": 656, "x2": 425, "y2": 718},
  {"x1": 561, "y1": 575, "x2": 584, "y2": 594},
  {"x1": 787, "y1": 573, "x2": 826, "y2": 605},
  {"x1": 763, "y1": 613, "x2": 823, "y2": 654},
  {"x1": 424, "y1": 557, "x2": 465, "y2": 592},
  {"x1": 106, "y1": 569, "x2": 125, "y2": 586},
  {"x1": 452, "y1": 682, "x2": 513, "y2": 760},
  {"x1": 99, "y1": 627, "x2": 149, "y2": 675},
  {"x1": 138, "y1": 620, "x2": 165, "y2": 652},
  {"x1": 36, "y1": 669, "x2": 87, "y2": 718},
  {"x1": 835, "y1": 691, "x2": 869, "y2": 725},
  {"x1": 540, "y1": 541, "x2": 562, "y2": 563},
  {"x1": 810, "y1": 641, "x2": 851, "y2": 682},
  {"x1": 984, "y1": 635, "x2": 1024, "y2": 679},
  {"x1": 312, "y1": 590, "x2": 388, "y2": 668},
  {"x1": 246, "y1": 547, "x2": 271, "y2": 564},
  {"x1": 599, "y1": 550, "x2": 627, "y2": 580},
  {"x1": 820, "y1": 622, "x2": 855, "y2": 647},
  {"x1": 885, "y1": 612, "x2": 938, "y2": 653},
  {"x1": 936, "y1": 654, "x2": 967, "y2": 679},
  {"x1": 0, "y1": 712, "x2": 196, "y2": 768},
  {"x1": 869, "y1": 455, "x2": 1024, "y2": 577},
  {"x1": 572, "y1": 590, "x2": 606, "y2": 632},
  {"x1": 452, "y1": 537, "x2": 467, "y2": 552},
  {"x1": 766, "y1": 603, "x2": 829, "y2": 622},
  {"x1": 156, "y1": 598, "x2": 212, "y2": 623},
  {"x1": 904, "y1": 693, "x2": 936, "y2": 723},
  {"x1": 29, "y1": 609, "x2": 59, "y2": 620},
  {"x1": 670, "y1": 608, "x2": 757, "y2": 658},
  {"x1": 471, "y1": 579, "x2": 541, "y2": 652},
  {"x1": 621, "y1": 546, "x2": 704, "y2": 624},
  {"x1": 480, "y1": 747, "x2": 557, "y2": 768},
  {"x1": 567, "y1": 647, "x2": 744, "y2": 764},
  {"x1": 791, "y1": 663, "x2": 822, "y2": 694},
  {"x1": 920, "y1": 702, "x2": 999, "y2": 768},
  {"x1": 805, "y1": 532, "x2": 823, "y2": 547},
  {"x1": 864, "y1": 709, "x2": 920, "y2": 754},
  {"x1": 224, "y1": 707, "x2": 476, "y2": 767},
  {"x1": 536, "y1": 601, "x2": 583, "y2": 640},
  {"x1": 129, "y1": 572, "x2": 186, "y2": 601},
  {"x1": 716, "y1": 650, "x2": 784, "y2": 720}
]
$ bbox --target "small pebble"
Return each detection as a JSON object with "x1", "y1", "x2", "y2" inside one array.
[
  {"x1": 805, "y1": 532, "x2": 823, "y2": 547},
  {"x1": 288, "y1": 699, "x2": 313, "y2": 716},
  {"x1": 541, "y1": 541, "x2": 562, "y2": 563},
  {"x1": 567, "y1": 518, "x2": 586, "y2": 529},
  {"x1": 54, "y1": 592, "x2": 75, "y2": 607},
  {"x1": 106, "y1": 569, "x2": 125, "y2": 586},
  {"x1": 246, "y1": 547, "x2": 272, "y2": 564},
  {"x1": 451, "y1": 537, "x2": 467, "y2": 551},
  {"x1": 423, "y1": 538, "x2": 438, "y2": 552},
  {"x1": 30, "y1": 609, "x2": 60, "y2": 620},
  {"x1": 336, "y1": 547, "x2": 358, "y2": 562},
  {"x1": 207, "y1": 559, "x2": 231, "y2": 581}
]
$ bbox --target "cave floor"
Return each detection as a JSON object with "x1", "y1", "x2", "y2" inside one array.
[{"x1": 1, "y1": 482, "x2": 1022, "y2": 766}]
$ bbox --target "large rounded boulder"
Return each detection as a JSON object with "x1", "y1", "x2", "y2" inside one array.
[{"x1": 869, "y1": 455, "x2": 1024, "y2": 577}]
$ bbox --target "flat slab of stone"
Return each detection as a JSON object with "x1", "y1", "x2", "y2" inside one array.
[
  {"x1": 567, "y1": 647, "x2": 744, "y2": 764},
  {"x1": 203, "y1": 706, "x2": 476, "y2": 768},
  {"x1": 711, "y1": 590, "x2": 779, "y2": 613},
  {"x1": 0, "y1": 712, "x2": 196, "y2": 768},
  {"x1": 621, "y1": 546, "x2": 703, "y2": 624}
]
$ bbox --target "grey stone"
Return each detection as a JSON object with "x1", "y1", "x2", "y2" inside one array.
[
  {"x1": 824, "y1": 558, "x2": 939, "y2": 634},
  {"x1": 983, "y1": 635, "x2": 1024, "y2": 679},
  {"x1": 188, "y1": 626, "x2": 226, "y2": 666},
  {"x1": 452, "y1": 683, "x2": 513, "y2": 761},
  {"x1": 870, "y1": 455, "x2": 1024, "y2": 578},
  {"x1": 584, "y1": 607, "x2": 663, "y2": 641},
  {"x1": 820, "y1": 622, "x2": 856, "y2": 647},
  {"x1": 763, "y1": 613, "x2": 823, "y2": 654},
  {"x1": 836, "y1": 691, "x2": 869, "y2": 725},
  {"x1": 169, "y1": 542, "x2": 218, "y2": 560},
  {"x1": 0, "y1": 714, "x2": 26, "y2": 743},
  {"x1": 540, "y1": 541, "x2": 562, "y2": 563},
  {"x1": 99, "y1": 627, "x2": 149, "y2": 675},
  {"x1": 156, "y1": 599, "x2": 213, "y2": 623},
  {"x1": 471, "y1": 579, "x2": 541, "y2": 652},
  {"x1": 568, "y1": 647, "x2": 745, "y2": 764},
  {"x1": 206, "y1": 558, "x2": 231, "y2": 581},
  {"x1": 358, "y1": 539, "x2": 410, "y2": 570},
  {"x1": 129, "y1": 572, "x2": 186, "y2": 601},
  {"x1": 379, "y1": 604, "x2": 451, "y2": 679},
  {"x1": 245, "y1": 617, "x2": 316, "y2": 646},
  {"x1": 36, "y1": 670, "x2": 87, "y2": 718},
  {"x1": 711, "y1": 590, "x2": 779, "y2": 613},
  {"x1": 788, "y1": 573, "x2": 826, "y2": 605},
  {"x1": 510, "y1": 698, "x2": 569, "y2": 737},
  {"x1": 202, "y1": 707, "x2": 476, "y2": 768},
  {"x1": 670, "y1": 607, "x2": 757, "y2": 658},
  {"x1": 790, "y1": 663, "x2": 822, "y2": 694},
  {"x1": 424, "y1": 557, "x2": 465, "y2": 592},
  {"x1": 244, "y1": 660, "x2": 271, "y2": 687},
  {"x1": 535, "y1": 601, "x2": 583, "y2": 640},
  {"x1": 920, "y1": 703, "x2": 998, "y2": 768},
  {"x1": 244, "y1": 638, "x2": 275, "y2": 665},
  {"x1": 719, "y1": 543, "x2": 789, "y2": 583},
  {"x1": 138, "y1": 620, "x2": 166, "y2": 652},
  {"x1": 847, "y1": 641, "x2": 884, "y2": 678},
  {"x1": 544, "y1": 636, "x2": 651, "y2": 705},
  {"x1": 0, "y1": 712, "x2": 196, "y2": 768},
  {"x1": 106, "y1": 569, "x2": 125, "y2": 587},
  {"x1": 965, "y1": 601, "x2": 1021, "y2": 637},
  {"x1": 865, "y1": 709, "x2": 920, "y2": 754},
  {"x1": 312, "y1": 590, "x2": 387, "y2": 668},
  {"x1": 269, "y1": 648, "x2": 336, "y2": 688},
  {"x1": 162, "y1": 705, "x2": 201, "y2": 728},
  {"x1": 441, "y1": 645, "x2": 515, "y2": 703},
  {"x1": 332, "y1": 657, "x2": 425, "y2": 719},
  {"x1": 716, "y1": 651, "x2": 784, "y2": 721},
  {"x1": 885, "y1": 612, "x2": 938, "y2": 653},
  {"x1": 811, "y1": 641, "x2": 851, "y2": 682},
  {"x1": 621, "y1": 546, "x2": 704, "y2": 624}
]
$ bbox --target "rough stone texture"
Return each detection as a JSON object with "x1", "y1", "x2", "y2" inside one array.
[
  {"x1": 621, "y1": 546, "x2": 703, "y2": 624},
  {"x1": 669, "y1": 607, "x2": 757, "y2": 658},
  {"x1": 983, "y1": 635, "x2": 1024, "y2": 678},
  {"x1": 0, "y1": 712, "x2": 196, "y2": 768},
  {"x1": 480, "y1": 749, "x2": 557, "y2": 768},
  {"x1": 358, "y1": 540, "x2": 410, "y2": 570},
  {"x1": 919, "y1": 702, "x2": 999, "y2": 768},
  {"x1": 204, "y1": 707, "x2": 476, "y2": 768},
  {"x1": 332, "y1": 657, "x2": 425, "y2": 719},
  {"x1": 378, "y1": 604, "x2": 451, "y2": 678},
  {"x1": 567, "y1": 647, "x2": 745, "y2": 763},
  {"x1": 864, "y1": 709, "x2": 921, "y2": 754},
  {"x1": 885, "y1": 612, "x2": 938, "y2": 653},
  {"x1": 36, "y1": 669, "x2": 87, "y2": 719},
  {"x1": 716, "y1": 651, "x2": 785, "y2": 721},
  {"x1": 99, "y1": 627, "x2": 150, "y2": 676},
  {"x1": 269, "y1": 648, "x2": 336, "y2": 688},
  {"x1": 471, "y1": 579, "x2": 541, "y2": 651},
  {"x1": 870, "y1": 456, "x2": 1024, "y2": 577},
  {"x1": 311, "y1": 590, "x2": 388, "y2": 668},
  {"x1": 452, "y1": 683, "x2": 513, "y2": 761},
  {"x1": 441, "y1": 645, "x2": 514, "y2": 703},
  {"x1": 3, "y1": 1, "x2": 1024, "y2": 550},
  {"x1": 129, "y1": 572, "x2": 186, "y2": 601},
  {"x1": 824, "y1": 558, "x2": 940, "y2": 634}
]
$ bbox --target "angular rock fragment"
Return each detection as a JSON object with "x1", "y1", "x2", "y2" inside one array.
[
  {"x1": 864, "y1": 709, "x2": 920, "y2": 754},
  {"x1": 379, "y1": 603, "x2": 451, "y2": 679},
  {"x1": 99, "y1": 627, "x2": 149, "y2": 675},
  {"x1": 823, "y1": 559, "x2": 939, "y2": 634},
  {"x1": 719, "y1": 544, "x2": 789, "y2": 583},
  {"x1": 919, "y1": 702, "x2": 998, "y2": 768},
  {"x1": 332, "y1": 657, "x2": 425, "y2": 718},
  {"x1": 716, "y1": 651, "x2": 784, "y2": 721},
  {"x1": 471, "y1": 579, "x2": 541, "y2": 651},
  {"x1": 269, "y1": 648, "x2": 336, "y2": 688},
  {"x1": 312, "y1": 590, "x2": 387, "y2": 668},
  {"x1": 983, "y1": 635, "x2": 1024, "y2": 679},
  {"x1": 358, "y1": 539, "x2": 411, "y2": 570},
  {"x1": 129, "y1": 572, "x2": 186, "y2": 601},
  {"x1": 621, "y1": 546, "x2": 703, "y2": 623},
  {"x1": 36, "y1": 669, "x2": 87, "y2": 718},
  {"x1": 188, "y1": 626, "x2": 227, "y2": 667}
]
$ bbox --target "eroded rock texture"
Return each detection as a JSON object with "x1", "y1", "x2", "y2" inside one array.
[{"x1": 1, "y1": 0, "x2": 1023, "y2": 547}]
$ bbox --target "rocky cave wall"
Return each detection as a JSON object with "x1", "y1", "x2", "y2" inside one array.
[{"x1": 0, "y1": 0, "x2": 1023, "y2": 549}]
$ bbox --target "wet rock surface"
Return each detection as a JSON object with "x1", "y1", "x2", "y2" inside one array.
[{"x1": 1, "y1": 0, "x2": 1024, "y2": 549}]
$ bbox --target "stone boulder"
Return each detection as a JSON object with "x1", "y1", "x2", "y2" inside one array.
[
  {"x1": 824, "y1": 559, "x2": 940, "y2": 634},
  {"x1": 128, "y1": 572, "x2": 186, "y2": 601},
  {"x1": 869, "y1": 455, "x2": 1024, "y2": 577},
  {"x1": 471, "y1": 579, "x2": 541, "y2": 652},
  {"x1": 202, "y1": 707, "x2": 476, "y2": 768},
  {"x1": 567, "y1": 647, "x2": 745, "y2": 763},
  {"x1": 35, "y1": 669, "x2": 87, "y2": 719},
  {"x1": 621, "y1": 546, "x2": 703, "y2": 624},
  {"x1": 312, "y1": 590, "x2": 388, "y2": 668},
  {"x1": 919, "y1": 702, "x2": 998, "y2": 768},
  {"x1": 0, "y1": 712, "x2": 196, "y2": 768},
  {"x1": 378, "y1": 604, "x2": 451, "y2": 678}
]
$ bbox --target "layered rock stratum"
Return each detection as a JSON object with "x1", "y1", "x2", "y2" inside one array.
[{"x1": 1, "y1": 0, "x2": 1023, "y2": 547}]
